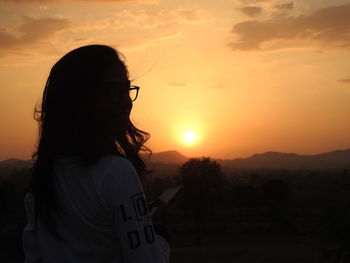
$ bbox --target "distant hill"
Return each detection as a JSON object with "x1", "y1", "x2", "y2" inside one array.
[
  {"x1": 0, "y1": 158, "x2": 33, "y2": 178},
  {"x1": 147, "y1": 150, "x2": 189, "y2": 164},
  {"x1": 216, "y1": 149, "x2": 350, "y2": 169},
  {"x1": 0, "y1": 158, "x2": 32, "y2": 170},
  {"x1": 147, "y1": 149, "x2": 350, "y2": 170}
]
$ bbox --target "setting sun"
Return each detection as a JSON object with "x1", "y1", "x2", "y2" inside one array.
[{"x1": 183, "y1": 131, "x2": 197, "y2": 144}]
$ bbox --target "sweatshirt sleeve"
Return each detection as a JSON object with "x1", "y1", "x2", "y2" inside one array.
[
  {"x1": 22, "y1": 192, "x2": 45, "y2": 263},
  {"x1": 98, "y1": 157, "x2": 170, "y2": 263}
]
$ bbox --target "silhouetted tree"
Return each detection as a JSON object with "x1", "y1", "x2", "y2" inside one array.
[
  {"x1": 176, "y1": 157, "x2": 225, "y2": 245},
  {"x1": 232, "y1": 185, "x2": 259, "y2": 208}
]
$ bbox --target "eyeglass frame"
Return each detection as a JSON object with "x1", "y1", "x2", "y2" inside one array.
[
  {"x1": 99, "y1": 81, "x2": 140, "y2": 103},
  {"x1": 129, "y1": 85, "x2": 140, "y2": 102}
]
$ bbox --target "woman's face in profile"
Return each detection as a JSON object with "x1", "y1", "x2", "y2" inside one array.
[{"x1": 95, "y1": 63, "x2": 133, "y2": 138}]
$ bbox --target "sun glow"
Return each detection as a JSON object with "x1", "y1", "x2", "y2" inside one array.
[{"x1": 183, "y1": 131, "x2": 197, "y2": 144}]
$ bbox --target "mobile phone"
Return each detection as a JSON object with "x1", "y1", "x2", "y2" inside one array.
[{"x1": 149, "y1": 185, "x2": 183, "y2": 216}]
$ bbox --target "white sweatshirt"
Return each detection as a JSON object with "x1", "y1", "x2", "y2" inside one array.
[{"x1": 23, "y1": 155, "x2": 170, "y2": 263}]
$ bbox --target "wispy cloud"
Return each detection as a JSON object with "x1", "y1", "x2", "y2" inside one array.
[
  {"x1": 167, "y1": 82, "x2": 188, "y2": 88},
  {"x1": 271, "y1": 1, "x2": 294, "y2": 17},
  {"x1": 0, "y1": 6, "x2": 205, "y2": 54},
  {"x1": 0, "y1": 16, "x2": 70, "y2": 54},
  {"x1": 103, "y1": 8, "x2": 205, "y2": 49},
  {"x1": 229, "y1": 4, "x2": 350, "y2": 51},
  {"x1": 116, "y1": 28, "x2": 181, "y2": 50},
  {"x1": 113, "y1": 8, "x2": 205, "y2": 28},
  {"x1": 237, "y1": 0, "x2": 268, "y2": 4},
  {"x1": 240, "y1": 6, "x2": 262, "y2": 17},
  {"x1": 338, "y1": 78, "x2": 350, "y2": 84},
  {"x1": 273, "y1": 1, "x2": 293, "y2": 10}
]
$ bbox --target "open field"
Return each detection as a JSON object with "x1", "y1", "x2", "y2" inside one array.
[{"x1": 170, "y1": 233, "x2": 334, "y2": 263}]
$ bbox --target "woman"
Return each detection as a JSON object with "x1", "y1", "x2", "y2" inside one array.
[{"x1": 23, "y1": 45, "x2": 170, "y2": 263}]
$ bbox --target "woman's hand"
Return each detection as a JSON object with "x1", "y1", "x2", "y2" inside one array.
[
  {"x1": 148, "y1": 199, "x2": 168, "y2": 225},
  {"x1": 148, "y1": 199, "x2": 170, "y2": 243}
]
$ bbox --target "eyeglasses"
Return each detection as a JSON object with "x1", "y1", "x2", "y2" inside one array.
[
  {"x1": 101, "y1": 83, "x2": 140, "y2": 102},
  {"x1": 129, "y1": 85, "x2": 140, "y2": 102}
]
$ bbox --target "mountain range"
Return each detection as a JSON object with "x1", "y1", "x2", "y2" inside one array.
[
  {"x1": 216, "y1": 149, "x2": 350, "y2": 169},
  {"x1": 148, "y1": 149, "x2": 350, "y2": 169},
  {"x1": 1, "y1": 148, "x2": 350, "y2": 171}
]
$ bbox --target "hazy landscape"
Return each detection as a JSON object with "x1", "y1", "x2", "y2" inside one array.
[
  {"x1": 1, "y1": 149, "x2": 350, "y2": 262},
  {"x1": 4, "y1": 147, "x2": 349, "y2": 175}
]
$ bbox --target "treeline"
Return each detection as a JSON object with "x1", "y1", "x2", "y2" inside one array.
[
  {"x1": 144, "y1": 158, "x2": 350, "y2": 261},
  {"x1": 1, "y1": 158, "x2": 350, "y2": 262}
]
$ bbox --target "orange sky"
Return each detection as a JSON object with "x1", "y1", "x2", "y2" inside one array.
[{"x1": 1, "y1": 0, "x2": 350, "y2": 160}]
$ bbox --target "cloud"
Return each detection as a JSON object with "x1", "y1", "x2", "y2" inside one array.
[
  {"x1": 167, "y1": 82, "x2": 188, "y2": 88},
  {"x1": 237, "y1": 0, "x2": 267, "y2": 4},
  {"x1": 0, "y1": 16, "x2": 70, "y2": 54},
  {"x1": 177, "y1": 9, "x2": 203, "y2": 22},
  {"x1": 114, "y1": 8, "x2": 205, "y2": 28},
  {"x1": 271, "y1": 1, "x2": 293, "y2": 17},
  {"x1": 229, "y1": 4, "x2": 350, "y2": 51},
  {"x1": 338, "y1": 79, "x2": 350, "y2": 84},
  {"x1": 99, "y1": 8, "x2": 204, "y2": 49},
  {"x1": 240, "y1": 6, "x2": 262, "y2": 17},
  {"x1": 274, "y1": 1, "x2": 293, "y2": 10},
  {"x1": 115, "y1": 28, "x2": 180, "y2": 50}
]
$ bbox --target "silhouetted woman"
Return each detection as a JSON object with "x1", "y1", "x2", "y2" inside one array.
[{"x1": 23, "y1": 45, "x2": 170, "y2": 263}]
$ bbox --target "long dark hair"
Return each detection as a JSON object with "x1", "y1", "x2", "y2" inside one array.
[{"x1": 31, "y1": 45, "x2": 151, "y2": 236}]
